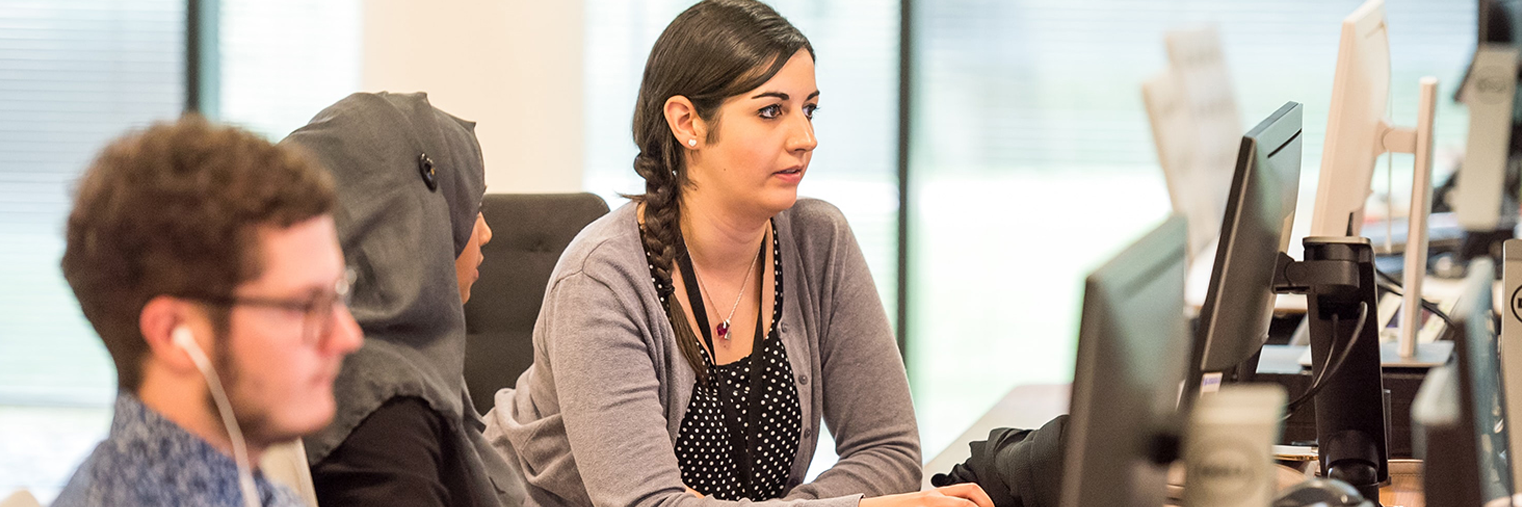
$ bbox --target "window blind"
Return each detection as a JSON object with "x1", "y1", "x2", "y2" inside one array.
[
  {"x1": 0, "y1": 1, "x2": 185, "y2": 499},
  {"x1": 0, "y1": 0, "x2": 185, "y2": 407}
]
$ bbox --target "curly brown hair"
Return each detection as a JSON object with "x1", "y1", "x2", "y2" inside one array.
[{"x1": 61, "y1": 115, "x2": 337, "y2": 392}]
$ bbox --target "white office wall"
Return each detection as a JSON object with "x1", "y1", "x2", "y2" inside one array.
[{"x1": 361, "y1": 0, "x2": 585, "y2": 193}]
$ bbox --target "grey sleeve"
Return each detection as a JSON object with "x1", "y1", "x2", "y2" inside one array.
[
  {"x1": 543, "y1": 269, "x2": 863, "y2": 507},
  {"x1": 784, "y1": 208, "x2": 923, "y2": 500}
]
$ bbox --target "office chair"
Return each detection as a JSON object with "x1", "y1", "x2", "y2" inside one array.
[{"x1": 463, "y1": 192, "x2": 609, "y2": 415}]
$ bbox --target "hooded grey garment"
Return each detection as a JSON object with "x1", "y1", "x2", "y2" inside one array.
[{"x1": 281, "y1": 92, "x2": 524, "y2": 507}]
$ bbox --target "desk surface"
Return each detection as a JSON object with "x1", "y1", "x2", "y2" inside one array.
[
  {"x1": 921, "y1": 383, "x2": 1070, "y2": 491},
  {"x1": 922, "y1": 383, "x2": 1428, "y2": 505}
]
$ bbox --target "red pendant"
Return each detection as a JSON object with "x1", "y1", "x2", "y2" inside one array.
[{"x1": 717, "y1": 321, "x2": 730, "y2": 340}]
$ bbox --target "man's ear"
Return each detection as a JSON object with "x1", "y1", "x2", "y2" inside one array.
[
  {"x1": 664, "y1": 95, "x2": 708, "y2": 149},
  {"x1": 139, "y1": 296, "x2": 204, "y2": 374}
]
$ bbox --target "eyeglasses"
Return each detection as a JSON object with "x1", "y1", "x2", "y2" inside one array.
[{"x1": 177, "y1": 268, "x2": 357, "y2": 346}]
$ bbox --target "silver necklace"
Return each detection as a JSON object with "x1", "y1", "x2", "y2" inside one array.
[{"x1": 691, "y1": 240, "x2": 763, "y2": 341}]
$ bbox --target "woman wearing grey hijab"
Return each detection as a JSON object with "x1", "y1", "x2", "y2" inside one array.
[{"x1": 282, "y1": 92, "x2": 523, "y2": 507}]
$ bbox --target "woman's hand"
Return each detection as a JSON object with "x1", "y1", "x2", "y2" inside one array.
[{"x1": 858, "y1": 483, "x2": 995, "y2": 507}]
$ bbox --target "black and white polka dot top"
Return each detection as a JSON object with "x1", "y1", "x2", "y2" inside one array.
[{"x1": 644, "y1": 221, "x2": 803, "y2": 501}]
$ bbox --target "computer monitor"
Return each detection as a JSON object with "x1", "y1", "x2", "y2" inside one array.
[
  {"x1": 1308, "y1": 0, "x2": 1441, "y2": 363},
  {"x1": 1193, "y1": 102, "x2": 1303, "y2": 382},
  {"x1": 1143, "y1": 26, "x2": 1244, "y2": 261},
  {"x1": 1412, "y1": 259, "x2": 1513, "y2": 507},
  {"x1": 1453, "y1": 0, "x2": 1522, "y2": 251},
  {"x1": 1455, "y1": 45, "x2": 1519, "y2": 234},
  {"x1": 1309, "y1": 0, "x2": 1390, "y2": 239},
  {"x1": 1143, "y1": 71, "x2": 1212, "y2": 260},
  {"x1": 1503, "y1": 239, "x2": 1522, "y2": 491},
  {"x1": 1061, "y1": 215, "x2": 1190, "y2": 507}
]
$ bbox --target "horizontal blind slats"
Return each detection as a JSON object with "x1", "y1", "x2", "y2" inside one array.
[{"x1": 0, "y1": 0, "x2": 184, "y2": 408}]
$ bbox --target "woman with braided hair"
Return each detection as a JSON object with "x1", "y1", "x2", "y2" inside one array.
[{"x1": 486, "y1": 2, "x2": 992, "y2": 507}]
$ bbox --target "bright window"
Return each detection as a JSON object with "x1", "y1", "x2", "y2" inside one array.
[
  {"x1": 907, "y1": 0, "x2": 1476, "y2": 456},
  {"x1": 0, "y1": 1, "x2": 185, "y2": 499}
]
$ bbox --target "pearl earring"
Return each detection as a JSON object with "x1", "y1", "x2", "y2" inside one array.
[{"x1": 687, "y1": 139, "x2": 697, "y2": 147}]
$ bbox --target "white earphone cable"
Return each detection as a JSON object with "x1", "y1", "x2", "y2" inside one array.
[{"x1": 175, "y1": 327, "x2": 262, "y2": 507}]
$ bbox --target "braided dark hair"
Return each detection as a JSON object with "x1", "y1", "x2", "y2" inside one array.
[{"x1": 630, "y1": 0, "x2": 813, "y2": 381}]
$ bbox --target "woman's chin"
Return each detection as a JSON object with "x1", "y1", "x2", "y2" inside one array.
[{"x1": 758, "y1": 190, "x2": 800, "y2": 215}]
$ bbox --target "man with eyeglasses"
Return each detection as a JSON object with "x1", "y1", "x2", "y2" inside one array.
[{"x1": 53, "y1": 116, "x2": 364, "y2": 507}]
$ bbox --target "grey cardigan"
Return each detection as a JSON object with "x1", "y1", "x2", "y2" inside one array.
[{"x1": 484, "y1": 199, "x2": 921, "y2": 507}]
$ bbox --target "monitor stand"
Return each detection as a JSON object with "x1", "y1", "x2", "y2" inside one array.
[
  {"x1": 1274, "y1": 238, "x2": 1390, "y2": 503},
  {"x1": 1379, "y1": 341, "x2": 1453, "y2": 368}
]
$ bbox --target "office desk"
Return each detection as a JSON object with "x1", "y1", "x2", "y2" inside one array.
[
  {"x1": 1379, "y1": 460, "x2": 1423, "y2": 507},
  {"x1": 921, "y1": 382, "x2": 1427, "y2": 506},
  {"x1": 921, "y1": 383, "x2": 1071, "y2": 491}
]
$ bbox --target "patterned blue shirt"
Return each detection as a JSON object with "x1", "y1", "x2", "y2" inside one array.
[{"x1": 53, "y1": 394, "x2": 305, "y2": 507}]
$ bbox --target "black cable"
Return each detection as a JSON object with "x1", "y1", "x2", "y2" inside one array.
[
  {"x1": 1372, "y1": 268, "x2": 1455, "y2": 327},
  {"x1": 1374, "y1": 279, "x2": 1455, "y2": 328},
  {"x1": 1281, "y1": 301, "x2": 1370, "y2": 422}
]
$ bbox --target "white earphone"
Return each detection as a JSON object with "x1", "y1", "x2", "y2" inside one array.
[
  {"x1": 170, "y1": 326, "x2": 200, "y2": 359},
  {"x1": 174, "y1": 325, "x2": 261, "y2": 507}
]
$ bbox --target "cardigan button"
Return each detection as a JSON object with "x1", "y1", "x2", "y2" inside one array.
[
  {"x1": 797, "y1": 373, "x2": 809, "y2": 386},
  {"x1": 802, "y1": 427, "x2": 813, "y2": 439}
]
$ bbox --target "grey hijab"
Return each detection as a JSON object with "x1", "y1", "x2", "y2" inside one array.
[{"x1": 282, "y1": 92, "x2": 522, "y2": 506}]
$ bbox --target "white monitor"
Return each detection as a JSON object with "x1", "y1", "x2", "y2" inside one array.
[
  {"x1": 1310, "y1": 0, "x2": 1441, "y2": 362},
  {"x1": 1502, "y1": 239, "x2": 1522, "y2": 490},
  {"x1": 1165, "y1": 28, "x2": 1244, "y2": 173},
  {"x1": 1309, "y1": 0, "x2": 1391, "y2": 239},
  {"x1": 1143, "y1": 27, "x2": 1243, "y2": 261},
  {"x1": 1455, "y1": 44, "x2": 1519, "y2": 232},
  {"x1": 1143, "y1": 72, "x2": 1207, "y2": 257}
]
